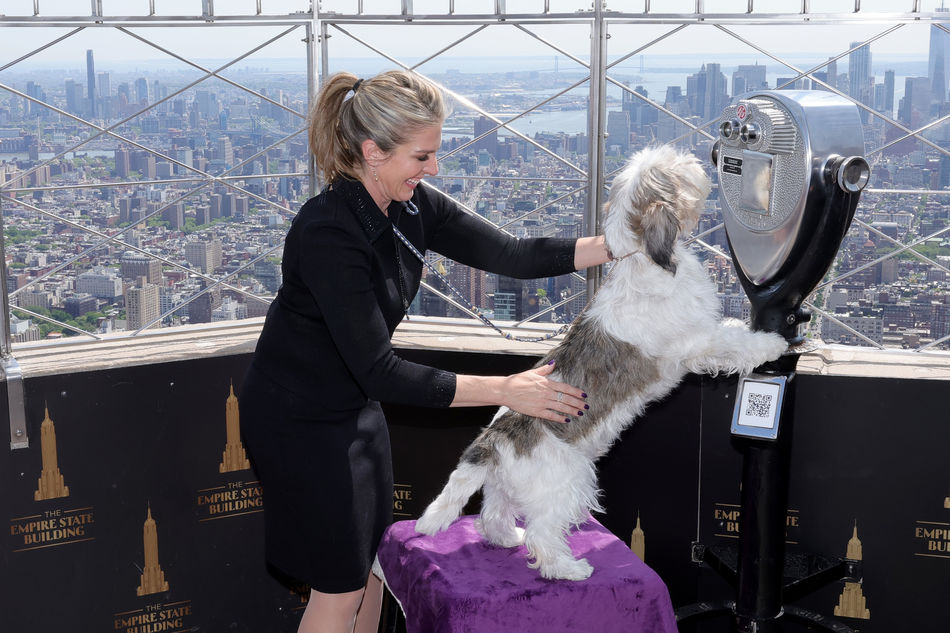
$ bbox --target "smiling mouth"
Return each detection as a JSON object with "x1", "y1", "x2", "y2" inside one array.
[{"x1": 407, "y1": 178, "x2": 421, "y2": 185}]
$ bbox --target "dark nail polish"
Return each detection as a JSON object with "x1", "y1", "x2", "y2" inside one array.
[
  {"x1": 564, "y1": 418, "x2": 571, "y2": 423},
  {"x1": 577, "y1": 411, "x2": 584, "y2": 416},
  {"x1": 584, "y1": 404, "x2": 590, "y2": 410},
  {"x1": 581, "y1": 392, "x2": 588, "y2": 398},
  {"x1": 548, "y1": 360, "x2": 556, "y2": 366}
]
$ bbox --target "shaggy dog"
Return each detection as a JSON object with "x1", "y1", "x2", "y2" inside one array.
[{"x1": 414, "y1": 145, "x2": 788, "y2": 581}]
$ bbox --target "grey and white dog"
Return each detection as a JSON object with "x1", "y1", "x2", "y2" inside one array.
[{"x1": 415, "y1": 145, "x2": 788, "y2": 581}]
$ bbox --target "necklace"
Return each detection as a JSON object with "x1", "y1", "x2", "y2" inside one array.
[{"x1": 391, "y1": 199, "x2": 572, "y2": 343}]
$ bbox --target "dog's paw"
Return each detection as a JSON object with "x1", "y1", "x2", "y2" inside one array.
[
  {"x1": 476, "y1": 519, "x2": 525, "y2": 548},
  {"x1": 760, "y1": 332, "x2": 789, "y2": 361},
  {"x1": 414, "y1": 510, "x2": 452, "y2": 535},
  {"x1": 538, "y1": 556, "x2": 594, "y2": 581}
]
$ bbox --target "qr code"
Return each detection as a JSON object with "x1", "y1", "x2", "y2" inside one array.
[{"x1": 744, "y1": 393, "x2": 773, "y2": 418}]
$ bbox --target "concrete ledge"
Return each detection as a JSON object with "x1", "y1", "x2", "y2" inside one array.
[{"x1": 10, "y1": 317, "x2": 950, "y2": 381}]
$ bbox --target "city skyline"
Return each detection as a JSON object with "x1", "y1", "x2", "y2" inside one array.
[{"x1": 2, "y1": 19, "x2": 950, "y2": 350}]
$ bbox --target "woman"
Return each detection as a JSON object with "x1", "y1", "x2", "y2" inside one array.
[{"x1": 240, "y1": 70, "x2": 611, "y2": 633}]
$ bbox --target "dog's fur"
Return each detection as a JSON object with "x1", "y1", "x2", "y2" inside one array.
[{"x1": 414, "y1": 145, "x2": 788, "y2": 581}]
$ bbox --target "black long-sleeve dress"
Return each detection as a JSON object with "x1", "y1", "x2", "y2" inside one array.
[{"x1": 239, "y1": 177, "x2": 577, "y2": 592}]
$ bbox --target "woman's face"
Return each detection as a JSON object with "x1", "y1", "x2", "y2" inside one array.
[{"x1": 362, "y1": 124, "x2": 441, "y2": 212}]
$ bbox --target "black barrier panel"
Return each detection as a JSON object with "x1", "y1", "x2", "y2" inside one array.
[
  {"x1": 1, "y1": 346, "x2": 948, "y2": 632},
  {"x1": 690, "y1": 373, "x2": 950, "y2": 633},
  {"x1": 0, "y1": 353, "x2": 312, "y2": 632},
  {"x1": 596, "y1": 373, "x2": 704, "y2": 609}
]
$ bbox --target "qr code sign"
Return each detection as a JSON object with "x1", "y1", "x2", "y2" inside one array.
[{"x1": 744, "y1": 392, "x2": 773, "y2": 418}]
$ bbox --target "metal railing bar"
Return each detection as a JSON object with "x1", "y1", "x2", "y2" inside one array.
[
  {"x1": 849, "y1": 217, "x2": 950, "y2": 276},
  {"x1": 514, "y1": 288, "x2": 585, "y2": 326},
  {"x1": 417, "y1": 279, "x2": 491, "y2": 324},
  {"x1": 689, "y1": 236, "x2": 734, "y2": 262},
  {"x1": 329, "y1": 23, "x2": 587, "y2": 176},
  {"x1": 494, "y1": 183, "x2": 589, "y2": 232},
  {"x1": 314, "y1": 13, "x2": 947, "y2": 26},
  {"x1": 133, "y1": 243, "x2": 281, "y2": 333},
  {"x1": 868, "y1": 114, "x2": 950, "y2": 158},
  {"x1": 684, "y1": 222, "x2": 726, "y2": 246},
  {"x1": 3, "y1": 171, "x2": 308, "y2": 194},
  {"x1": 803, "y1": 300, "x2": 886, "y2": 349},
  {"x1": 116, "y1": 26, "x2": 306, "y2": 119},
  {"x1": 0, "y1": 26, "x2": 84, "y2": 73},
  {"x1": 438, "y1": 74, "x2": 591, "y2": 174},
  {"x1": 417, "y1": 182, "x2": 588, "y2": 285},
  {"x1": 917, "y1": 331, "x2": 950, "y2": 351},
  {"x1": 415, "y1": 182, "x2": 511, "y2": 233},
  {"x1": 407, "y1": 24, "x2": 490, "y2": 71},
  {"x1": 512, "y1": 23, "x2": 591, "y2": 70},
  {"x1": 815, "y1": 221, "x2": 950, "y2": 292},
  {"x1": 865, "y1": 188, "x2": 950, "y2": 195},
  {"x1": 0, "y1": 18, "x2": 311, "y2": 27},
  {"x1": 435, "y1": 175, "x2": 587, "y2": 183},
  {"x1": 602, "y1": 12, "x2": 946, "y2": 25},
  {"x1": 604, "y1": 24, "x2": 689, "y2": 71},
  {"x1": 713, "y1": 23, "x2": 950, "y2": 162},
  {"x1": 1, "y1": 190, "x2": 275, "y2": 318},
  {"x1": 1, "y1": 184, "x2": 211, "y2": 297},
  {"x1": 1, "y1": 97, "x2": 305, "y2": 223},
  {"x1": 9, "y1": 305, "x2": 103, "y2": 340},
  {"x1": 2, "y1": 9, "x2": 947, "y2": 27},
  {"x1": 606, "y1": 75, "x2": 718, "y2": 143},
  {"x1": 0, "y1": 24, "x2": 302, "y2": 191}
]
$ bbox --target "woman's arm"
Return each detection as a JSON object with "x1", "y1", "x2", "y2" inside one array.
[
  {"x1": 573, "y1": 234, "x2": 612, "y2": 270},
  {"x1": 451, "y1": 362, "x2": 588, "y2": 424}
]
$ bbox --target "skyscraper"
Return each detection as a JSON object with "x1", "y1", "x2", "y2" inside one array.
[
  {"x1": 732, "y1": 64, "x2": 767, "y2": 96},
  {"x1": 86, "y1": 49, "x2": 97, "y2": 119},
  {"x1": 929, "y1": 4, "x2": 950, "y2": 105},
  {"x1": 126, "y1": 277, "x2": 161, "y2": 330},
  {"x1": 64, "y1": 79, "x2": 84, "y2": 115},
  {"x1": 849, "y1": 42, "x2": 872, "y2": 121},
  {"x1": 135, "y1": 77, "x2": 149, "y2": 104},
  {"x1": 473, "y1": 115, "x2": 498, "y2": 158},
  {"x1": 884, "y1": 69, "x2": 895, "y2": 116}
]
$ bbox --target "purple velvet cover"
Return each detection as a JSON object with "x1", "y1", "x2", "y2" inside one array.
[{"x1": 377, "y1": 515, "x2": 679, "y2": 633}]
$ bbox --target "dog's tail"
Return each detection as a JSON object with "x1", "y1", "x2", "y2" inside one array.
[{"x1": 414, "y1": 460, "x2": 488, "y2": 535}]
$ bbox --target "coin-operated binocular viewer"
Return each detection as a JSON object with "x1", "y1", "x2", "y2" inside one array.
[
  {"x1": 712, "y1": 90, "x2": 869, "y2": 344},
  {"x1": 678, "y1": 91, "x2": 870, "y2": 633}
]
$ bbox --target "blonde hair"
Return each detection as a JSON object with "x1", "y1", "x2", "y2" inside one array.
[{"x1": 309, "y1": 70, "x2": 446, "y2": 183}]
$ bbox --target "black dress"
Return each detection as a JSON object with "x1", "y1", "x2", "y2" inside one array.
[{"x1": 240, "y1": 177, "x2": 577, "y2": 593}]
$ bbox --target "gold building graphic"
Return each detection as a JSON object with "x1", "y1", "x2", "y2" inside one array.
[
  {"x1": 833, "y1": 523, "x2": 870, "y2": 620},
  {"x1": 137, "y1": 506, "x2": 170, "y2": 596},
  {"x1": 630, "y1": 513, "x2": 645, "y2": 561},
  {"x1": 34, "y1": 406, "x2": 70, "y2": 501},
  {"x1": 944, "y1": 493, "x2": 949, "y2": 509},
  {"x1": 219, "y1": 382, "x2": 250, "y2": 473}
]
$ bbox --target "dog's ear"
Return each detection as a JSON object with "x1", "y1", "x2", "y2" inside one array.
[{"x1": 634, "y1": 201, "x2": 679, "y2": 274}]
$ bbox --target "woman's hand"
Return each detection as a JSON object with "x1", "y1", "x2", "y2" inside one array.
[
  {"x1": 451, "y1": 362, "x2": 588, "y2": 423},
  {"x1": 500, "y1": 362, "x2": 588, "y2": 423}
]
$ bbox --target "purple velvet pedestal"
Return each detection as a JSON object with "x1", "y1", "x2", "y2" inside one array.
[{"x1": 376, "y1": 515, "x2": 679, "y2": 633}]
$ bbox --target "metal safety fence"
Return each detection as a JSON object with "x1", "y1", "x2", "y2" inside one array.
[{"x1": 1, "y1": 0, "x2": 950, "y2": 360}]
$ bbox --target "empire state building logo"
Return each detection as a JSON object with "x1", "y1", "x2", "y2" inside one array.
[
  {"x1": 136, "y1": 506, "x2": 170, "y2": 596},
  {"x1": 219, "y1": 383, "x2": 250, "y2": 473},
  {"x1": 34, "y1": 406, "x2": 70, "y2": 501},
  {"x1": 833, "y1": 522, "x2": 871, "y2": 620}
]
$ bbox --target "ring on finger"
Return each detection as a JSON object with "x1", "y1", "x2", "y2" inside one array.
[{"x1": 556, "y1": 392, "x2": 563, "y2": 402}]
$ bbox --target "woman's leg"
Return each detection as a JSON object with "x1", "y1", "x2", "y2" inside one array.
[
  {"x1": 354, "y1": 572, "x2": 383, "y2": 633},
  {"x1": 297, "y1": 587, "x2": 364, "y2": 633}
]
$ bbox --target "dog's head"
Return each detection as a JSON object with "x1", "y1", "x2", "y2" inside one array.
[{"x1": 602, "y1": 145, "x2": 712, "y2": 274}]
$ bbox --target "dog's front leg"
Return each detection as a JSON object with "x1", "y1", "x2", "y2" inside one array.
[{"x1": 683, "y1": 323, "x2": 788, "y2": 376}]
